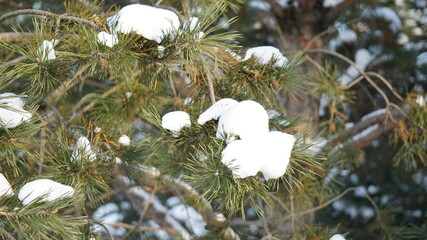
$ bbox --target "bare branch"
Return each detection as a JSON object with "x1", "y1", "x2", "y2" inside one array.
[
  {"x1": 0, "y1": 0, "x2": 29, "y2": 9},
  {"x1": 0, "y1": 9, "x2": 102, "y2": 31},
  {"x1": 0, "y1": 32, "x2": 32, "y2": 43}
]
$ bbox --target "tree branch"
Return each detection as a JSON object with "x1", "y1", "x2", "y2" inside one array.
[
  {"x1": 0, "y1": 32, "x2": 32, "y2": 43},
  {"x1": 0, "y1": 0, "x2": 29, "y2": 9},
  {"x1": 0, "y1": 9, "x2": 102, "y2": 31},
  {"x1": 325, "y1": 0, "x2": 359, "y2": 24}
]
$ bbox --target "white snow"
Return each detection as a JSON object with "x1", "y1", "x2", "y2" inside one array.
[
  {"x1": 338, "y1": 29, "x2": 357, "y2": 43},
  {"x1": 0, "y1": 93, "x2": 25, "y2": 107},
  {"x1": 97, "y1": 31, "x2": 118, "y2": 48},
  {"x1": 360, "y1": 206, "x2": 375, "y2": 220},
  {"x1": 125, "y1": 92, "x2": 133, "y2": 100},
  {"x1": 352, "y1": 124, "x2": 379, "y2": 142},
  {"x1": 330, "y1": 234, "x2": 346, "y2": 240},
  {"x1": 0, "y1": 93, "x2": 32, "y2": 128},
  {"x1": 216, "y1": 100, "x2": 269, "y2": 141},
  {"x1": 243, "y1": 46, "x2": 288, "y2": 67},
  {"x1": 354, "y1": 185, "x2": 367, "y2": 197},
  {"x1": 375, "y1": 7, "x2": 402, "y2": 32},
  {"x1": 338, "y1": 49, "x2": 373, "y2": 86},
  {"x1": 323, "y1": 0, "x2": 344, "y2": 8},
  {"x1": 197, "y1": 98, "x2": 238, "y2": 125},
  {"x1": 93, "y1": 203, "x2": 126, "y2": 236},
  {"x1": 0, "y1": 173, "x2": 13, "y2": 197},
  {"x1": 221, "y1": 131, "x2": 295, "y2": 180},
  {"x1": 166, "y1": 196, "x2": 181, "y2": 207},
  {"x1": 118, "y1": 135, "x2": 131, "y2": 146},
  {"x1": 318, "y1": 94, "x2": 330, "y2": 116},
  {"x1": 94, "y1": 126, "x2": 101, "y2": 133},
  {"x1": 107, "y1": 4, "x2": 180, "y2": 43},
  {"x1": 397, "y1": 33, "x2": 409, "y2": 45},
  {"x1": 161, "y1": 111, "x2": 191, "y2": 136},
  {"x1": 168, "y1": 203, "x2": 208, "y2": 237},
  {"x1": 361, "y1": 108, "x2": 387, "y2": 121},
  {"x1": 70, "y1": 136, "x2": 97, "y2": 162},
  {"x1": 38, "y1": 40, "x2": 56, "y2": 61},
  {"x1": 416, "y1": 52, "x2": 427, "y2": 66},
  {"x1": 18, "y1": 179, "x2": 74, "y2": 205},
  {"x1": 367, "y1": 185, "x2": 380, "y2": 194},
  {"x1": 183, "y1": 17, "x2": 204, "y2": 39},
  {"x1": 416, "y1": 95, "x2": 426, "y2": 107}
]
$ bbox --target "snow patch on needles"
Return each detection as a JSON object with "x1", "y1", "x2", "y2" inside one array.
[
  {"x1": 243, "y1": 46, "x2": 288, "y2": 67},
  {"x1": 168, "y1": 204, "x2": 208, "y2": 237},
  {"x1": 0, "y1": 173, "x2": 13, "y2": 197},
  {"x1": 197, "y1": 98, "x2": 238, "y2": 125},
  {"x1": 97, "y1": 31, "x2": 118, "y2": 48},
  {"x1": 162, "y1": 111, "x2": 191, "y2": 136},
  {"x1": 0, "y1": 92, "x2": 32, "y2": 129},
  {"x1": 107, "y1": 4, "x2": 180, "y2": 43},
  {"x1": 118, "y1": 134, "x2": 131, "y2": 146},
  {"x1": 38, "y1": 40, "x2": 56, "y2": 61},
  {"x1": 183, "y1": 17, "x2": 204, "y2": 39},
  {"x1": 18, "y1": 179, "x2": 74, "y2": 206},
  {"x1": 71, "y1": 136, "x2": 97, "y2": 162}
]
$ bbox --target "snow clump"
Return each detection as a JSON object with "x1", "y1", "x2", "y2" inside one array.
[
  {"x1": 168, "y1": 203, "x2": 208, "y2": 237},
  {"x1": 221, "y1": 131, "x2": 295, "y2": 179},
  {"x1": 18, "y1": 179, "x2": 74, "y2": 205},
  {"x1": 330, "y1": 234, "x2": 346, "y2": 240},
  {"x1": 375, "y1": 7, "x2": 402, "y2": 32},
  {"x1": 97, "y1": 31, "x2": 118, "y2": 48},
  {"x1": 0, "y1": 173, "x2": 13, "y2": 197},
  {"x1": 199, "y1": 98, "x2": 295, "y2": 179},
  {"x1": 118, "y1": 134, "x2": 131, "y2": 146},
  {"x1": 0, "y1": 92, "x2": 32, "y2": 128},
  {"x1": 216, "y1": 100, "x2": 270, "y2": 141},
  {"x1": 197, "y1": 98, "x2": 238, "y2": 125},
  {"x1": 323, "y1": 0, "x2": 344, "y2": 8},
  {"x1": 71, "y1": 136, "x2": 97, "y2": 162},
  {"x1": 107, "y1": 4, "x2": 180, "y2": 43},
  {"x1": 243, "y1": 46, "x2": 288, "y2": 67},
  {"x1": 38, "y1": 40, "x2": 56, "y2": 61},
  {"x1": 162, "y1": 111, "x2": 191, "y2": 137},
  {"x1": 416, "y1": 95, "x2": 426, "y2": 107}
]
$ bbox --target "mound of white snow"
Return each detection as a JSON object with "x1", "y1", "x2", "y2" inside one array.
[
  {"x1": 243, "y1": 46, "x2": 288, "y2": 67},
  {"x1": 162, "y1": 111, "x2": 191, "y2": 136},
  {"x1": 71, "y1": 136, "x2": 97, "y2": 162},
  {"x1": 0, "y1": 173, "x2": 13, "y2": 197},
  {"x1": 18, "y1": 179, "x2": 74, "y2": 205},
  {"x1": 107, "y1": 4, "x2": 180, "y2": 43}
]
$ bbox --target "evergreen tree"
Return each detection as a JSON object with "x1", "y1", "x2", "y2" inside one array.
[{"x1": 0, "y1": 0, "x2": 425, "y2": 240}]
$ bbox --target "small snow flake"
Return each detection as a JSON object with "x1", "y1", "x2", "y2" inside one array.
[
  {"x1": 161, "y1": 111, "x2": 191, "y2": 136},
  {"x1": 18, "y1": 179, "x2": 74, "y2": 205},
  {"x1": 118, "y1": 135, "x2": 131, "y2": 146}
]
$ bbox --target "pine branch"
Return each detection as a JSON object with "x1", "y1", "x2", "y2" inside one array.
[
  {"x1": 107, "y1": 222, "x2": 177, "y2": 235},
  {"x1": 0, "y1": 32, "x2": 32, "y2": 43},
  {"x1": 0, "y1": 0, "x2": 29, "y2": 9},
  {"x1": 0, "y1": 227, "x2": 16, "y2": 240},
  {"x1": 0, "y1": 9, "x2": 102, "y2": 31}
]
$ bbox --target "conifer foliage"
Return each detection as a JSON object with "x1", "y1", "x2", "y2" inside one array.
[{"x1": 0, "y1": 0, "x2": 425, "y2": 239}]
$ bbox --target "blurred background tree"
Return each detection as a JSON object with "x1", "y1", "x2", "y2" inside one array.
[{"x1": 0, "y1": 0, "x2": 426, "y2": 239}]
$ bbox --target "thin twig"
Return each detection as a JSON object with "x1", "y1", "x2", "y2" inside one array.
[
  {"x1": 38, "y1": 123, "x2": 46, "y2": 175},
  {"x1": 283, "y1": 187, "x2": 357, "y2": 220},
  {"x1": 123, "y1": 185, "x2": 157, "y2": 239},
  {"x1": 0, "y1": 9, "x2": 102, "y2": 31},
  {"x1": 108, "y1": 222, "x2": 177, "y2": 235},
  {"x1": 92, "y1": 219, "x2": 115, "y2": 240},
  {"x1": 206, "y1": 72, "x2": 216, "y2": 104},
  {"x1": 0, "y1": 0, "x2": 29, "y2": 9},
  {"x1": 0, "y1": 56, "x2": 28, "y2": 68},
  {"x1": 307, "y1": 48, "x2": 391, "y2": 106},
  {"x1": 0, "y1": 227, "x2": 16, "y2": 240}
]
